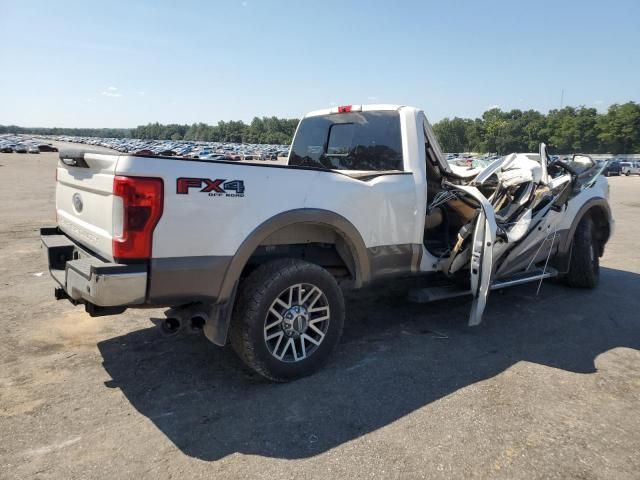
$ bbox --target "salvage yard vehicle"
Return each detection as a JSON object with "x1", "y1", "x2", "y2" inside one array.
[
  {"x1": 604, "y1": 160, "x2": 622, "y2": 176},
  {"x1": 41, "y1": 104, "x2": 613, "y2": 381},
  {"x1": 621, "y1": 161, "x2": 640, "y2": 176},
  {"x1": 37, "y1": 143, "x2": 59, "y2": 152}
]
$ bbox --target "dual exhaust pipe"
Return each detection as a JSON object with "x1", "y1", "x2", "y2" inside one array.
[{"x1": 159, "y1": 306, "x2": 209, "y2": 337}]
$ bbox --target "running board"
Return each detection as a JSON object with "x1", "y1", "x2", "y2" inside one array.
[
  {"x1": 490, "y1": 267, "x2": 558, "y2": 290},
  {"x1": 408, "y1": 267, "x2": 558, "y2": 304}
]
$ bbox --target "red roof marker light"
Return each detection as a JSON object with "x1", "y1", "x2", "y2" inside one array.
[{"x1": 337, "y1": 105, "x2": 352, "y2": 113}]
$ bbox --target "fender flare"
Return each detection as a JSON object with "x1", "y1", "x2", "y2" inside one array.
[
  {"x1": 216, "y1": 208, "x2": 371, "y2": 304},
  {"x1": 551, "y1": 197, "x2": 611, "y2": 276},
  {"x1": 204, "y1": 209, "x2": 371, "y2": 346},
  {"x1": 558, "y1": 197, "x2": 611, "y2": 256}
]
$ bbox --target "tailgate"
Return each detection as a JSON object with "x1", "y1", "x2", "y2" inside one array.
[{"x1": 56, "y1": 151, "x2": 120, "y2": 261}]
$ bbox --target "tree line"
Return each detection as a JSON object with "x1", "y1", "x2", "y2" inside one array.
[
  {"x1": 2, "y1": 101, "x2": 638, "y2": 153},
  {"x1": 129, "y1": 116, "x2": 299, "y2": 145},
  {"x1": 432, "y1": 102, "x2": 640, "y2": 154},
  {"x1": 0, "y1": 125, "x2": 130, "y2": 138}
]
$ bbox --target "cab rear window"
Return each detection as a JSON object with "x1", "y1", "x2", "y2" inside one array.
[{"x1": 289, "y1": 111, "x2": 404, "y2": 171}]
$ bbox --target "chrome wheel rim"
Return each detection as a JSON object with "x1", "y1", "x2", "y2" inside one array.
[{"x1": 263, "y1": 283, "x2": 330, "y2": 363}]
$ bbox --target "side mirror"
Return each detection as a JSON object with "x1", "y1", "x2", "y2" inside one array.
[
  {"x1": 565, "y1": 155, "x2": 595, "y2": 175},
  {"x1": 572, "y1": 154, "x2": 595, "y2": 168}
]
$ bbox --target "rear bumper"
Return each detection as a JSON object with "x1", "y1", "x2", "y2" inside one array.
[{"x1": 40, "y1": 227, "x2": 147, "y2": 308}]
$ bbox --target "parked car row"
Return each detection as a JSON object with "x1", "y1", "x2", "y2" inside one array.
[
  {"x1": 620, "y1": 161, "x2": 640, "y2": 176},
  {"x1": 596, "y1": 159, "x2": 640, "y2": 177},
  {"x1": 0, "y1": 134, "x2": 58, "y2": 154},
  {"x1": 33, "y1": 134, "x2": 290, "y2": 161},
  {"x1": 5, "y1": 132, "x2": 638, "y2": 179},
  {"x1": 449, "y1": 153, "x2": 639, "y2": 179}
]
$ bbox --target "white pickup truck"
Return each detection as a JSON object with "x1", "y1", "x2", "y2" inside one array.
[
  {"x1": 42, "y1": 104, "x2": 613, "y2": 381},
  {"x1": 621, "y1": 161, "x2": 640, "y2": 176}
]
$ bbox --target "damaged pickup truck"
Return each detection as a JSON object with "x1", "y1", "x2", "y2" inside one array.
[{"x1": 42, "y1": 104, "x2": 613, "y2": 381}]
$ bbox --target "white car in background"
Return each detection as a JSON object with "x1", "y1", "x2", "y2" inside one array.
[{"x1": 621, "y1": 161, "x2": 640, "y2": 176}]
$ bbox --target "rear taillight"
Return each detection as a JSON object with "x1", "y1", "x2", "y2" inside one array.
[{"x1": 112, "y1": 176, "x2": 163, "y2": 261}]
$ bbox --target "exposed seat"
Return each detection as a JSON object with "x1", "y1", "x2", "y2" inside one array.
[
  {"x1": 500, "y1": 154, "x2": 542, "y2": 186},
  {"x1": 449, "y1": 164, "x2": 482, "y2": 180}
]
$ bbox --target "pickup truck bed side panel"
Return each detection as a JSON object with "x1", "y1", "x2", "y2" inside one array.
[
  {"x1": 146, "y1": 207, "x2": 423, "y2": 305},
  {"x1": 113, "y1": 156, "x2": 423, "y2": 304},
  {"x1": 115, "y1": 154, "x2": 420, "y2": 257}
]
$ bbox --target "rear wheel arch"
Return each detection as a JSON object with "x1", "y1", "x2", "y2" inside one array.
[
  {"x1": 217, "y1": 209, "x2": 371, "y2": 304},
  {"x1": 248, "y1": 223, "x2": 359, "y2": 281}
]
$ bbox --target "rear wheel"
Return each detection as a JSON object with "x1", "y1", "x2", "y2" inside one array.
[
  {"x1": 230, "y1": 258, "x2": 345, "y2": 382},
  {"x1": 566, "y1": 216, "x2": 599, "y2": 288}
]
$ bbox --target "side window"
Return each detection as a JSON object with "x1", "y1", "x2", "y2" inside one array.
[
  {"x1": 289, "y1": 111, "x2": 404, "y2": 171},
  {"x1": 570, "y1": 154, "x2": 595, "y2": 173}
]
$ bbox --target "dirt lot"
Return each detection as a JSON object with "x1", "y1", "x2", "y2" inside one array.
[{"x1": 1, "y1": 149, "x2": 639, "y2": 479}]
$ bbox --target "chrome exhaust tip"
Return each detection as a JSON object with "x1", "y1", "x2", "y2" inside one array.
[
  {"x1": 159, "y1": 316, "x2": 184, "y2": 336},
  {"x1": 188, "y1": 312, "x2": 208, "y2": 333}
]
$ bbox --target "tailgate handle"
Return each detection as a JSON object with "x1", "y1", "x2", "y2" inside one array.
[{"x1": 59, "y1": 151, "x2": 90, "y2": 168}]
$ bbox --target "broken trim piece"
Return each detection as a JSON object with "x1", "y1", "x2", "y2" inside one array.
[{"x1": 445, "y1": 185, "x2": 498, "y2": 326}]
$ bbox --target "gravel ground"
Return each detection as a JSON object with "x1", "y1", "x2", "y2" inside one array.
[{"x1": 0, "y1": 148, "x2": 639, "y2": 479}]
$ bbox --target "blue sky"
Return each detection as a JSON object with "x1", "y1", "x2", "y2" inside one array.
[{"x1": 1, "y1": 0, "x2": 638, "y2": 127}]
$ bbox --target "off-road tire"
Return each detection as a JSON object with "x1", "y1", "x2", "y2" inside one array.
[
  {"x1": 230, "y1": 258, "x2": 345, "y2": 382},
  {"x1": 566, "y1": 215, "x2": 599, "y2": 288}
]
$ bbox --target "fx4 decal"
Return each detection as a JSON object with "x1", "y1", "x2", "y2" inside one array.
[{"x1": 177, "y1": 178, "x2": 245, "y2": 197}]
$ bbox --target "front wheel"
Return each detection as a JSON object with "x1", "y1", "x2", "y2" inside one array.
[
  {"x1": 566, "y1": 216, "x2": 599, "y2": 288},
  {"x1": 230, "y1": 258, "x2": 345, "y2": 381}
]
